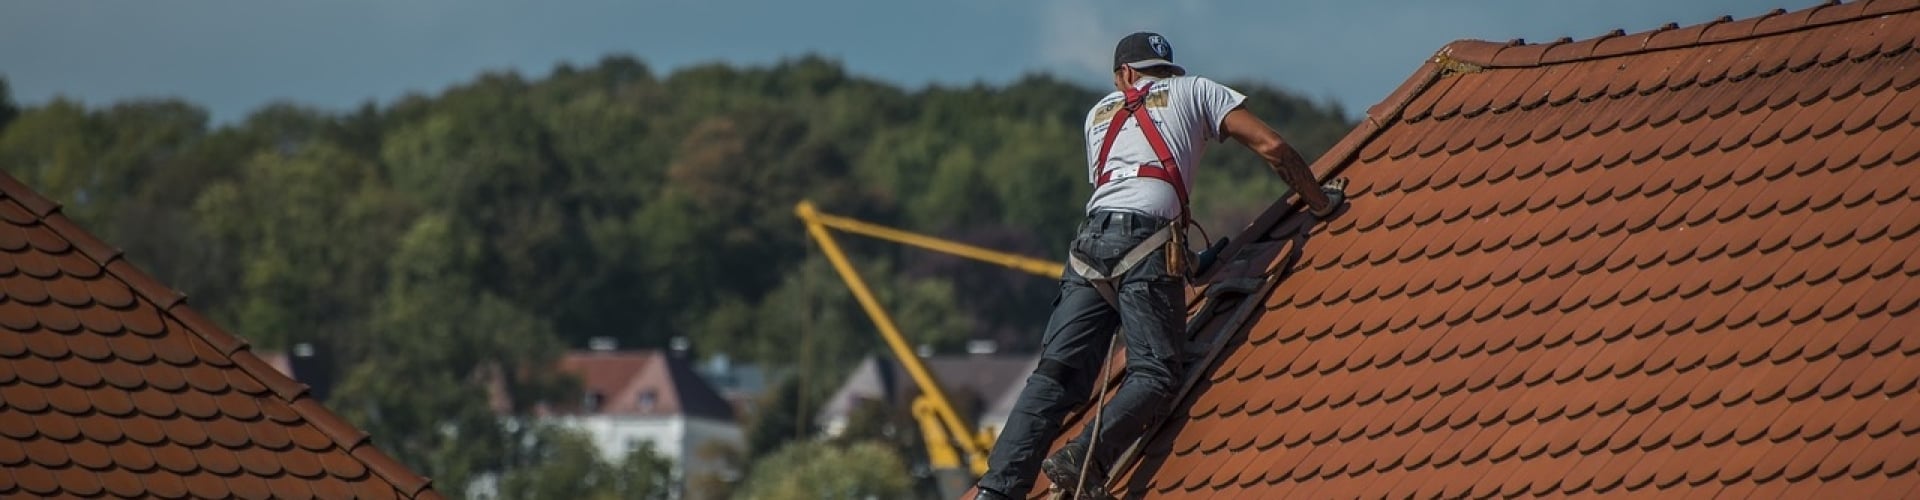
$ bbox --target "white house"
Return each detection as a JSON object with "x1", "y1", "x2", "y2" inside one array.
[{"x1": 548, "y1": 348, "x2": 744, "y2": 497}]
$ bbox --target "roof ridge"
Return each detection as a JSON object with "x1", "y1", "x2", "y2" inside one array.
[
  {"x1": 0, "y1": 170, "x2": 438, "y2": 497},
  {"x1": 664, "y1": 351, "x2": 738, "y2": 421},
  {"x1": 1439, "y1": 0, "x2": 1920, "y2": 69}
]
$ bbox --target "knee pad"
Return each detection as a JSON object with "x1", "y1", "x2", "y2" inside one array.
[{"x1": 1036, "y1": 358, "x2": 1076, "y2": 383}]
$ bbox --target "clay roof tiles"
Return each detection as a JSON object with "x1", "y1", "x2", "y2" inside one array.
[
  {"x1": 1015, "y1": 0, "x2": 1920, "y2": 497},
  {"x1": 0, "y1": 171, "x2": 440, "y2": 498}
]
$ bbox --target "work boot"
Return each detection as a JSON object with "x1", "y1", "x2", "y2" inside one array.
[
  {"x1": 1041, "y1": 441, "x2": 1107, "y2": 498},
  {"x1": 972, "y1": 487, "x2": 1011, "y2": 500}
]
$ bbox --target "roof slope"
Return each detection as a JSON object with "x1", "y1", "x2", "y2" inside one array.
[
  {"x1": 0, "y1": 171, "x2": 439, "y2": 499},
  {"x1": 1048, "y1": 1, "x2": 1920, "y2": 497},
  {"x1": 557, "y1": 350, "x2": 736, "y2": 421}
]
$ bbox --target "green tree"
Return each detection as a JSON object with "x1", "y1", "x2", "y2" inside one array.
[
  {"x1": 742, "y1": 376, "x2": 817, "y2": 462},
  {"x1": 191, "y1": 142, "x2": 408, "y2": 350},
  {"x1": 497, "y1": 426, "x2": 674, "y2": 500},
  {"x1": 701, "y1": 255, "x2": 972, "y2": 372},
  {"x1": 0, "y1": 99, "x2": 108, "y2": 223},
  {"x1": 685, "y1": 439, "x2": 745, "y2": 500},
  {"x1": 736, "y1": 440, "x2": 911, "y2": 500},
  {"x1": 0, "y1": 77, "x2": 16, "y2": 130},
  {"x1": 327, "y1": 213, "x2": 574, "y2": 496},
  {"x1": 0, "y1": 99, "x2": 210, "y2": 230}
]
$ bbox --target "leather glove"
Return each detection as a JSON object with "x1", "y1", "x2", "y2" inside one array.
[{"x1": 1310, "y1": 177, "x2": 1348, "y2": 217}]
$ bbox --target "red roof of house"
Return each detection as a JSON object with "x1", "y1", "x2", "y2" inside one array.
[
  {"x1": 555, "y1": 350, "x2": 736, "y2": 421},
  {"x1": 0, "y1": 171, "x2": 439, "y2": 499},
  {"x1": 1022, "y1": 1, "x2": 1920, "y2": 497}
]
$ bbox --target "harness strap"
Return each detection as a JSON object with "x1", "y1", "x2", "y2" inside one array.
[
  {"x1": 1067, "y1": 224, "x2": 1173, "y2": 306},
  {"x1": 1093, "y1": 84, "x2": 1189, "y2": 210}
]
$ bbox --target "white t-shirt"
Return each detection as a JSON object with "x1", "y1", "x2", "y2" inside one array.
[{"x1": 1082, "y1": 75, "x2": 1247, "y2": 220}]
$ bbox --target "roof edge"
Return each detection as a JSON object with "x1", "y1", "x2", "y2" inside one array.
[
  {"x1": 0, "y1": 172, "x2": 61, "y2": 218},
  {"x1": 352, "y1": 441, "x2": 438, "y2": 495},
  {"x1": 1442, "y1": 0, "x2": 1920, "y2": 68},
  {"x1": 0, "y1": 169, "x2": 440, "y2": 497},
  {"x1": 1203, "y1": 57, "x2": 1444, "y2": 271}
]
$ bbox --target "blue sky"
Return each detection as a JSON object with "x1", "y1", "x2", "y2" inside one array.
[{"x1": 3, "y1": 0, "x2": 1784, "y2": 124}]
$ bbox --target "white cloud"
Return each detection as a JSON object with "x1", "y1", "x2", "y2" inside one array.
[{"x1": 1037, "y1": 0, "x2": 1117, "y2": 77}]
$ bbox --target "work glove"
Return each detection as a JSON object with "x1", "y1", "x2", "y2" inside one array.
[{"x1": 1310, "y1": 177, "x2": 1348, "y2": 217}]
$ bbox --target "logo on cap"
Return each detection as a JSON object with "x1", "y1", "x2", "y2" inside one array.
[{"x1": 1149, "y1": 35, "x2": 1170, "y2": 58}]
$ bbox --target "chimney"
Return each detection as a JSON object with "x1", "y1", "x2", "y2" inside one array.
[
  {"x1": 967, "y1": 340, "x2": 997, "y2": 355},
  {"x1": 289, "y1": 342, "x2": 333, "y2": 401},
  {"x1": 587, "y1": 337, "x2": 618, "y2": 352}
]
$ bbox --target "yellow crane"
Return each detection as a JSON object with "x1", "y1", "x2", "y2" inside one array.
[{"x1": 794, "y1": 200, "x2": 1061, "y2": 481}]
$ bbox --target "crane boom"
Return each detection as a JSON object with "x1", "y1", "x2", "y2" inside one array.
[
  {"x1": 799, "y1": 203, "x2": 1063, "y2": 280},
  {"x1": 794, "y1": 200, "x2": 1061, "y2": 479}
]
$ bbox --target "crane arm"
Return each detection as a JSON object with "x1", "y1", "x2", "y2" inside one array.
[
  {"x1": 794, "y1": 200, "x2": 1063, "y2": 477},
  {"x1": 799, "y1": 203, "x2": 1063, "y2": 279}
]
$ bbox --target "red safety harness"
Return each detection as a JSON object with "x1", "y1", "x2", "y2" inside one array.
[
  {"x1": 1079, "y1": 81, "x2": 1205, "y2": 282},
  {"x1": 1093, "y1": 83, "x2": 1188, "y2": 212}
]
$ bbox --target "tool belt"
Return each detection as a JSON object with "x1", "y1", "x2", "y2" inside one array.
[{"x1": 1065, "y1": 213, "x2": 1191, "y2": 308}]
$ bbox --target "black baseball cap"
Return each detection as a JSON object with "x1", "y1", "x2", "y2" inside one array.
[{"x1": 1113, "y1": 32, "x2": 1186, "y2": 76}]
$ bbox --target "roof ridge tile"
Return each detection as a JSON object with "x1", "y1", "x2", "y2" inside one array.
[
  {"x1": 1491, "y1": 40, "x2": 1557, "y2": 67},
  {"x1": 1756, "y1": 7, "x2": 1812, "y2": 40},
  {"x1": 1817, "y1": 0, "x2": 1874, "y2": 24},
  {"x1": 0, "y1": 175, "x2": 61, "y2": 218},
  {"x1": 292, "y1": 398, "x2": 370, "y2": 450},
  {"x1": 232, "y1": 350, "x2": 310, "y2": 400},
  {"x1": 167, "y1": 307, "x2": 249, "y2": 357},
  {"x1": 39, "y1": 216, "x2": 121, "y2": 266},
  {"x1": 1537, "y1": 37, "x2": 1588, "y2": 66},
  {"x1": 349, "y1": 446, "x2": 435, "y2": 496},
  {"x1": 1708, "y1": 13, "x2": 1775, "y2": 46},
  {"x1": 1593, "y1": 28, "x2": 1654, "y2": 57},
  {"x1": 1443, "y1": 0, "x2": 1920, "y2": 69},
  {"x1": 1646, "y1": 22, "x2": 1712, "y2": 52},
  {"x1": 100, "y1": 260, "x2": 183, "y2": 312}
]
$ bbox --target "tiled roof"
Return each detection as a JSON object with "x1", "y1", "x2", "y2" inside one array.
[
  {"x1": 1030, "y1": 1, "x2": 1920, "y2": 497},
  {"x1": 555, "y1": 350, "x2": 736, "y2": 421},
  {"x1": 0, "y1": 171, "x2": 439, "y2": 498}
]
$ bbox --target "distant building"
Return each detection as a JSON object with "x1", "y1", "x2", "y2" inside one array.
[
  {"x1": 817, "y1": 351, "x2": 1037, "y2": 439},
  {"x1": 693, "y1": 352, "x2": 768, "y2": 420},
  {"x1": 545, "y1": 347, "x2": 744, "y2": 496}
]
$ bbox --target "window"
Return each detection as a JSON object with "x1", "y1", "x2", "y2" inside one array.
[{"x1": 638, "y1": 390, "x2": 658, "y2": 412}]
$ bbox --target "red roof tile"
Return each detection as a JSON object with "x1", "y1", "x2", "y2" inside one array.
[
  {"x1": 552, "y1": 350, "x2": 736, "y2": 420},
  {"x1": 0, "y1": 171, "x2": 439, "y2": 498},
  {"x1": 1014, "y1": 1, "x2": 1920, "y2": 497}
]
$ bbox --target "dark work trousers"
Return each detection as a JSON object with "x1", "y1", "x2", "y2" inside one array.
[{"x1": 977, "y1": 209, "x2": 1186, "y2": 497}]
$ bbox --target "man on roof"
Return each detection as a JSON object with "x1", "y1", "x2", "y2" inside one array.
[{"x1": 973, "y1": 32, "x2": 1347, "y2": 499}]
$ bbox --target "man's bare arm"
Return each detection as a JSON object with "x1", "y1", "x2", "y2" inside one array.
[{"x1": 1219, "y1": 106, "x2": 1335, "y2": 214}]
